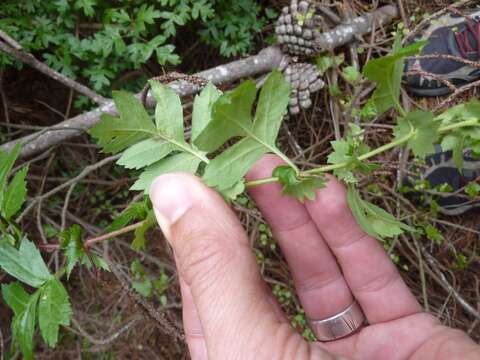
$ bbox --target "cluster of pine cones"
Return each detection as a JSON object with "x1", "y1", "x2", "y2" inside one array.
[
  {"x1": 275, "y1": 0, "x2": 322, "y2": 56},
  {"x1": 275, "y1": 0, "x2": 325, "y2": 115}
]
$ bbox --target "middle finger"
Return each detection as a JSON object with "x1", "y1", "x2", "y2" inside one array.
[{"x1": 247, "y1": 155, "x2": 353, "y2": 320}]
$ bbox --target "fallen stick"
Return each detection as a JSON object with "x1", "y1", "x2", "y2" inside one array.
[
  {"x1": 1, "y1": 46, "x2": 285, "y2": 158},
  {"x1": 1, "y1": 5, "x2": 398, "y2": 159}
]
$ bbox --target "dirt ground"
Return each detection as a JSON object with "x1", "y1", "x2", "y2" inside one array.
[{"x1": 0, "y1": 1, "x2": 479, "y2": 359}]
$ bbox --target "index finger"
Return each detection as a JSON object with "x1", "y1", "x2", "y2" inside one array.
[{"x1": 305, "y1": 176, "x2": 422, "y2": 324}]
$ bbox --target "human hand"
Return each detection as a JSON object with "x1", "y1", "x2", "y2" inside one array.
[{"x1": 150, "y1": 155, "x2": 480, "y2": 360}]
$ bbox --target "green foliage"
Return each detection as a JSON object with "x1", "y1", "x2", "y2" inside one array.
[
  {"x1": 131, "y1": 260, "x2": 170, "y2": 305},
  {"x1": 394, "y1": 110, "x2": 440, "y2": 158},
  {"x1": 92, "y1": 70, "x2": 292, "y2": 200},
  {"x1": 347, "y1": 185, "x2": 413, "y2": 240},
  {"x1": 200, "y1": 71, "x2": 291, "y2": 195},
  {"x1": 363, "y1": 36, "x2": 426, "y2": 114},
  {"x1": 465, "y1": 182, "x2": 480, "y2": 199},
  {"x1": 0, "y1": 145, "x2": 80, "y2": 358},
  {"x1": 60, "y1": 224, "x2": 109, "y2": 278},
  {"x1": 0, "y1": 241, "x2": 72, "y2": 358},
  {"x1": 0, "y1": 0, "x2": 271, "y2": 95},
  {"x1": 273, "y1": 166, "x2": 326, "y2": 203},
  {"x1": 0, "y1": 144, "x2": 28, "y2": 221}
]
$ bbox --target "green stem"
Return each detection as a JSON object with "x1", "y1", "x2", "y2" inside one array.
[{"x1": 245, "y1": 118, "x2": 479, "y2": 188}]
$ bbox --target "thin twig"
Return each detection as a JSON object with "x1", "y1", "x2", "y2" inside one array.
[
  {"x1": 69, "y1": 316, "x2": 142, "y2": 346},
  {"x1": 84, "y1": 221, "x2": 146, "y2": 249},
  {"x1": 434, "y1": 78, "x2": 480, "y2": 112},
  {"x1": 409, "y1": 54, "x2": 480, "y2": 70},
  {"x1": 18, "y1": 155, "x2": 120, "y2": 221},
  {"x1": 61, "y1": 184, "x2": 76, "y2": 231},
  {"x1": 109, "y1": 262, "x2": 183, "y2": 341},
  {"x1": 405, "y1": 70, "x2": 458, "y2": 93},
  {"x1": 422, "y1": 247, "x2": 480, "y2": 320},
  {"x1": 0, "y1": 70, "x2": 10, "y2": 134}
]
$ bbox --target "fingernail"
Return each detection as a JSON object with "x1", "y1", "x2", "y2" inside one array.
[{"x1": 150, "y1": 174, "x2": 193, "y2": 240}]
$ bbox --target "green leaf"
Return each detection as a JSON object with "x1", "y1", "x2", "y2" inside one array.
[
  {"x1": 203, "y1": 138, "x2": 266, "y2": 191},
  {"x1": 423, "y1": 224, "x2": 444, "y2": 244},
  {"x1": 117, "y1": 138, "x2": 175, "y2": 170},
  {"x1": 131, "y1": 152, "x2": 202, "y2": 194},
  {"x1": 436, "y1": 98, "x2": 480, "y2": 125},
  {"x1": 2, "y1": 282, "x2": 30, "y2": 316},
  {"x1": 132, "y1": 280, "x2": 152, "y2": 298},
  {"x1": 441, "y1": 134, "x2": 464, "y2": 170},
  {"x1": 191, "y1": 82, "x2": 222, "y2": 142},
  {"x1": 107, "y1": 202, "x2": 149, "y2": 232},
  {"x1": 91, "y1": 254, "x2": 110, "y2": 271},
  {"x1": 60, "y1": 224, "x2": 84, "y2": 278},
  {"x1": 0, "y1": 240, "x2": 52, "y2": 288},
  {"x1": 363, "y1": 38, "x2": 426, "y2": 114},
  {"x1": 38, "y1": 279, "x2": 72, "y2": 347},
  {"x1": 149, "y1": 81, "x2": 184, "y2": 140},
  {"x1": 201, "y1": 71, "x2": 290, "y2": 193},
  {"x1": 273, "y1": 166, "x2": 326, "y2": 203},
  {"x1": 3, "y1": 165, "x2": 28, "y2": 220},
  {"x1": 342, "y1": 66, "x2": 361, "y2": 84},
  {"x1": 347, "y1": 185, "x2": 413, "y2": 240},
  {"x1": 12, "y1": 290, "x2": 39, "y2": 360},
  {"x1": 465, "y1": 182, "x2": 480, "y2": 199},
  {"x1": 90, "y1": 91, "x2": 156, "y2": 154},
  {"x1": 0, "y1": 143, "x2": 21, "y2": 208},
  {"x1": 131, "y1": 211, "x2": 156, "y2": 251},
  {"x1": 394, "y1": 110, "x2": 440, "y2": 158},
  {"x1": 194, "y1": 80, "x2": 257, "y2": 152},
  {"x1": 253, "y1": 70, "x2": 291, "y2": 144},
  {"x1": 220, "y1": 180, "x2": 246, "y2": 201}
]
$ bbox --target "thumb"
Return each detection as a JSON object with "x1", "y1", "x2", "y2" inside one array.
[{"x1": 149, "y1": 173, "x2": 309, "y2": 359}]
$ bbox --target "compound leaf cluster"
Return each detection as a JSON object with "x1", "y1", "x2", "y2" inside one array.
[{"x1": 91, "y1": 70, "x2": 293, "y2": 199}]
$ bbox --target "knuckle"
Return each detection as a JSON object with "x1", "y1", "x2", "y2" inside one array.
[
  {"x1": 296, "y1": 270, "x2": 344, "y2": 295},
  {"x1": 316, "y1": 187, "x2": 349, "y2": 221},
  {"x1": 354, "y1": 265, "x2": 398, "y2": 294}
]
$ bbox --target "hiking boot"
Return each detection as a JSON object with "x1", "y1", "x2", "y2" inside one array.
[
  {"x1": 404, "y1": 7, "x2": 480, "y2": 97},
  {"x1": 405, "y1": 146, "x2": 480, "y2": 215}
]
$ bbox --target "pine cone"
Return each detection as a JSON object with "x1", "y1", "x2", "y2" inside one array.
[
  {"x1": 275, "y1": 0, "x2": 323, "y2": 57},
  {"x1": 282, "y1": 62, "x2": 324, "y2": 115}
]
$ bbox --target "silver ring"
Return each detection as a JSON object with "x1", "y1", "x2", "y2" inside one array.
[{"x1": 308, "y1": 301, "x2": 366, "y2": 342}]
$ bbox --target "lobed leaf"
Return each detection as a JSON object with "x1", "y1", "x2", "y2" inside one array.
[
  {"x1": 203, "y1": 138, "x2": 266, "y2": 192},
  {"x1": 273, "y1": 166, "x2": 326, "y2": 203},
  {"x1": 2, "y1": 282, "x2": 30, "y2": 316},
  {"x1": 150, "y1": 81, "x2": 184, "y2": 140},
  {"x1": 191, "y1": 82, "x2": 222, "y2": 142},
  {"x1": 347, "y1": 185, "x2": 413, "y2": 240},
  {"x1": 12, "y1": 291, "x2": 39, "y2": 360},
  {"x1": 363, "y1": 38, "x2": 426, "y2": 114},
  {"x1": 131, "y1": 152, "x2": 202, "y2": 193},
  {"x1": 194, "y1": 80, "x2": 257, "y2": 152},
  {"x1": 394, "y1": 110, "x2": 440, "y2": 158},
  {"x1": 117, "y1": 138, "x2": 175, "y2": 169},
  {"x1": 0, "y1": 143, "x2": 21, "y2": 208},
  {"x1": 38, "y1": 279, "x2": 72, "y2": 347},
  {"x1": 90, "y1": 91, "x2": 156, "y2": 154},
  {"x1": 0, "y1": 240, "x2": 53, "y2": 288},
  {"x1": 253, "y1": 70, "x2": 291, "y2": 145},
  {"x1": 3, "y1": 165, "x2": 28, "y2": 220}
]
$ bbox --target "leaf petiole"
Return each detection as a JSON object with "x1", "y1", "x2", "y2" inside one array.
[{"x1": 246, "y1": 118, "x2": 480, "y2": 189}]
